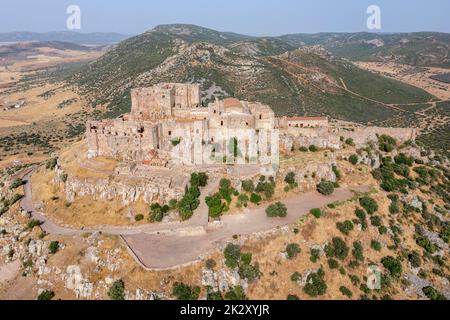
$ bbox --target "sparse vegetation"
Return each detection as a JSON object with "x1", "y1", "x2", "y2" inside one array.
[{"x1": 108, "y1": 279, "x2": 125, "y2": 300}]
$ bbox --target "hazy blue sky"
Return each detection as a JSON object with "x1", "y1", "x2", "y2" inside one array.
[{"x1": 1, "y1": 0, "x2": 449, "y2": 35}]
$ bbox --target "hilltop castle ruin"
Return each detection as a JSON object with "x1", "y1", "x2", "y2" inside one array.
[{"x1": 86, "y1": 83, "x2": 330, "y2": 166}]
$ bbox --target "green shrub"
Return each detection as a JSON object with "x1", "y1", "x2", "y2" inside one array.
[
  {"x1": 408, "y1": 251, "x2": 421, "y2": 268},
  {"x1": 284, "y1": 172, "x2": 296, "y2": 185},
  {"x1": 381, "y1": 256, "x2": 403, "y2": 278},
  {"x1": 190, "y1": 172, "x2": 209, "y2": 187},
  {"x1": 250, "y1": 193, "x2": 262, "y2": 205},
  {"x1": 325, "y1": 237, "x2": 349, "y2": 261},
  {"x1": 238, "y1": 263, "x2": 261, "y2": 282},
  {"x1": 309, "y1": 145, "x2": 318, "y2": 152},
  {"x1": 395, "y1": 153, "x2": 414, "y2": 166},
  {"x1": 349, "y1": 154, "x2": 358, "y2": 165},
  {"x1": 328, "y1": 258, "x2": 339, "y2": 269},
  {"x1": 378, "y1": 135, "x2": 397, "y2": 152},
  {"x1": 336, "y1": 220, "x2": 354, "y2": 235},
  {"x1": 345, "y1": 138, "x2": 355, "y2": 146},
  {"x1": 299, "y1": 146, "x2": 308, "y2": 152},
  {"x1": 171, "y1": 137, "x2": 181, "y2": 146},
  {"x1": 108, "y1": 280, "x2": 125, "y2": 300},
  {"x1": 310, "y1": 248, "x2": 321, "y2": 263},
  {"x1": 352, "y1": 241, "x2": 364, "y2": 261},
  {"x1": 378, "y1": 226, "x2": 387, "y2": 234},
  {"x1": 355, "y1": 208, "x2": 368, "y2": 230},
  {"x1": 9, "y1": 178, "x2": 25, "y2": 190},
  {"x1": 46, "y1": 158, "x2": 57, "y2": 170},
  {"x1": 266, "y1": 202, "x2": 288, "y2": 218},
  {"x1": 339, "y1": 286, "x2": 353, "y2": 298},
  {"x1": 291, "y1": 271, "x2": 302, "y2": 282},
  {"x1": 224, "y1": 286, "x2": 247, "y2": 300},
  {"x1": 207, "y1": 290, "x2": 223, "y2": 300},
  {"x1": 416, "y1": 236, "x2": 438, "y2": 253},
  {"x1": 389, "y1": 202, "x2": 400, "y2": 214},
  {"x1": 48, "y1": 241, "x2": 59, "y2": 254},
  {"x1": 240, "y1": 253, "x2": 252, "y2": 265},
  {"x1": 286, "y1": 243, "x2": 301, "y2": 259},
  {"x1": 206, "y1": 193, "x2": 226, "y2": 218},
  {"x1": 287, "y1": 294, "x2": 300, "y2": 300},
  {"x1": 303, "y1": 268, "x2": 327, "y2": 297},
  {"x1": 134, "y1": 214, "x2": 144, "y2": 221},
  {"x1": 370, "y1": 215, "x2": 382, "y2": 227},
  {"x1": 149, "y1": 203, "x2": 165, "y2": 222},
  {"x1": 422, "y1": 286, "x2": 447, "y2": 300},
  {"x1": 359, "y1": 197, "x2": 378, "y2": 214},
  {"x1": 371, "y1": 240, "x2": 382, "y2": 251},
  {"x1": 317, "y1": 181, "x2": 335, "y2": 196},
  {"x1": 27, "y1": 219, "x2": 42, "y2": 230},
  {"x1": 224, "y1": 244, "x2": 241, "y2": 269},
  {"x1": 310, "y1": 208, "x2": 322, "y2": 218},
  {"x1": 332, "y1": 165, "x2": 342, "y2": 180},
  {"x1": 255, "y1": 180, "x2": 275, "y2": 199},
  {"x1": 37, "y1": 290, "x2": 55, "y2": 300},
  {"x1": 241, "y1": 180, "x2": 255, "y2": 193},
  {"x1": 172, "y1": 282, "x2": 200, "y2": 300}
]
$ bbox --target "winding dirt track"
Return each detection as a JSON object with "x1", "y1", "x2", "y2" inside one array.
[{"x1": 20, "y1": 170, "x2": 369, "y2": 269}]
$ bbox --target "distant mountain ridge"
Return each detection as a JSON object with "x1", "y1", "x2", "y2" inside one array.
[
  {"x1": 69, "y1": 24, "x2": 435, "y2": 125},
  {"x1": 0, "y1": 31, "x2": 130, "y2": 45}
]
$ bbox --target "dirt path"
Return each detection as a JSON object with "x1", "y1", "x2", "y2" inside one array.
[
  {"x1": 0, "y1": 259, "x2": 20, "y2": 283},
  {"x1": 21, "y1": 171, "x2": 218, "y2": 236},
  {"x1": 122, "y1": 185, "x2": 369, "y2": 269},
  {"x1": 21, "y1": 169, "x2": 369, "y2": 269}
]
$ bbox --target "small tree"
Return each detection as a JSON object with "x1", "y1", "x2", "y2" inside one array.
[
  {"x1": 345, "y1": 138, "x2": 355, "y2": 146},
  {"x1": 309, "y1": 145, "x2": 318, "y2": 152},
  {"x1": 48, "y1": 241, "x2": 59, "y2": 254},
  {"x1": 310, "y1": 208, "x2": 322, "y2": 218},
  {"x1": 381, "y1": 256, "x2": 403, "y2": 278},
  {"x1": 349, "y1": 154, "x2": 358, "y2": 165},
  {"x1": 284, "y1": 172, "x2": 296, "y2": 185},
  {"x1": 339, "y1": 286, "x2": 353, "y2": 298},
  {"x1": 172, "y1": 282, "x2": 200, "y2": 300},
  {"x1": 224, "y1": 243, "x2": 241, "y2": 269},
  {"x1": 241, "y1": 180, "x2": 255, "y2": 193},
  {"x1": 336, "y1": 220, "x2": 354, "y2": 235},
  {"x1": 286, "y1": 243, "x2": 301, "y2": 259},
  {"x1": 37, "y1": 290, "x2": 55, "y2": 300},
  {"x1": 317, "y1": 181, "x2": 335, "y2": 196},
  {"x1": 371, "y1": 240, "x2": 382, "y2": 251},
  {"x1": 250, "y1": 193, "x2": 262, "y2": 205},
  {"x1": 108, "y1": 279, "x2": 125, "y2": 300},
  {"x1": 359, "y1": 197, "x2": 378, "y2": 214},
  {"x1": 303, "y1": 268, "x2": 327, "y2": 297},
  {"x1": 266, "y1": 202, "x2": 288, "y2": 218}
]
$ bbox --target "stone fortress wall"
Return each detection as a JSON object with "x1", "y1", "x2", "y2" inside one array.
[
  {"x1": 77, "y1": 82, "x2": 417, "y2": 205},
  {"x1": 87, "y1": 82, "x2": 417, "y2": 166}
]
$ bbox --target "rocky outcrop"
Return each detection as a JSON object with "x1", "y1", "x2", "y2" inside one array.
[
  {"x1": 278, "y1": 162, "x2": 337, "y2": 186},
  {"x1": 201, "y1": 266, "x2": 248, "y2": 293},
  {"x1": 63, "y1": 265, "x2": 94, "y2": 299},
  {"x1": 64, "y1": 177, "x2": 185, "y2": 206}
]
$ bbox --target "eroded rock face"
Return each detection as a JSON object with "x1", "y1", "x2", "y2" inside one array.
[
  {"x1": 64, "y1": 177, "x2": 185, "y2": 206},
  {"x1": 63, "y1": 265, "x2": 93, "y2": 299},
  {"x1": 201, "y1": 267, "x2": 248, "y2": 293},
  {"x1": 279, "y1": 130, "x2": 341, "y2": 153},
  {"x1": 278, "y1": 162, "x2": 337, "y2": 186}
]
